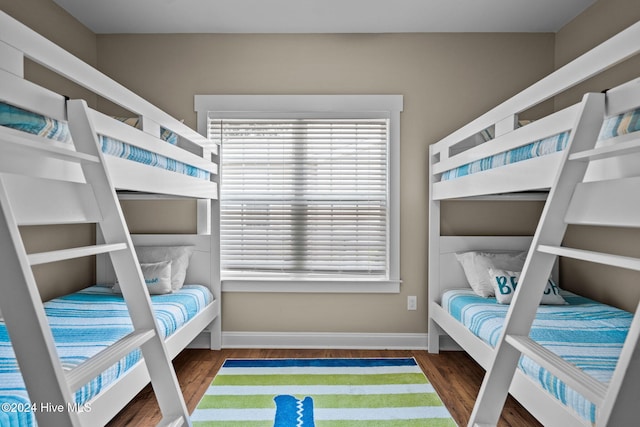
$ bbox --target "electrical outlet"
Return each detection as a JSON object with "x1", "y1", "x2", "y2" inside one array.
[{"x1": 407, "y1": 295, "x2": 417, "y2": 311}]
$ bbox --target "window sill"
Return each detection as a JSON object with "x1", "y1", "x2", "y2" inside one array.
[{"x1": 221, "y1": 278, "x2": 401, "y2": 294}]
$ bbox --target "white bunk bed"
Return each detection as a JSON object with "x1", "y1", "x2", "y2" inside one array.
[
  {"x1": 428, "y1": 20, "x2": 640, "y2": 427},
  {"x1": 0, "y1": 11, "x2": 220, "y2": 427}
]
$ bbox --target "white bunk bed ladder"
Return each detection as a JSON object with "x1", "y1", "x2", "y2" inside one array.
[
  {"x1": 469, "y1": 90, "x2": 640, "y2": 427},
  {"x1": 0, "y1": 99, "x2": 190, "y2": 427}
]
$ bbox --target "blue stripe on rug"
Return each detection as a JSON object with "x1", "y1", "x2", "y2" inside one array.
[{"x1": 222, "y1": 358, "x2": 417, "y2": 368}]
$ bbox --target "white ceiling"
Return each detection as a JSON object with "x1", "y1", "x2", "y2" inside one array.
[{"x1": 53, "y1": 0, "x2": 596, "y2": 34}]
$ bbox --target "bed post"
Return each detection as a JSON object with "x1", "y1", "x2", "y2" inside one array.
[
  {"x1": 428, "y1": 144, "x2": 442, "y2": 353},
  {"x1": 195, "y1": 115, "x2": 222, "y2": 351},
  {"x1": 209, "y1": 155, "x2": 222, "y2": 350}
]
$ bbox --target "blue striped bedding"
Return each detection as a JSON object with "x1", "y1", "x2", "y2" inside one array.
[
  {"x1": 0, "y1": 284, "x2": 213, "y2": 427},
  {"x1": 442, "y1": 288, "x2": 632, "y2": 423},
  {"x1": 0, "y1": 102, "x2": 209, "y2": 180},
  {"x1": 441, "y1": 107, "x2": 640, "y2": 181},
  {"x1": 100, "y1": 136, "x2": 209, "y2": 180},
  {"x1": 0, "y1": 102, "x2": 72, "y2": 143}
]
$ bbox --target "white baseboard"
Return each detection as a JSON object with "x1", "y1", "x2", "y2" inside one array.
[
  {"x1": 187, "y1": 331, "x2": 464, "y2": 352},
  {"x1": 221, "y1": 331, "x2": 430, "y2": 350}
]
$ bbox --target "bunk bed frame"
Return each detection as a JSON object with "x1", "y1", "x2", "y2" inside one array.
[
  {"x1": 0, "y1": 11, "x2": 220, "y2": 427},
  {"x1": 428, "y1": 20, "x2": 640, "y2": 427}
]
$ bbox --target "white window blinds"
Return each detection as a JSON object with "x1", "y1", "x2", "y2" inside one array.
[{"x1": 212, "y1": 118, "x2": 389, "y2": 278}]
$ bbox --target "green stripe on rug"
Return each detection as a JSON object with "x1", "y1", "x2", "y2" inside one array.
[
  {"x1": 213, "y1": 373, "x2": 427, "y2": 386},
  {"x1": 191, "y1": 358, "x2": 457, "y2": 427},
  {"x1": 198, "y1": 393, "x2": 447, "y2": 409}
]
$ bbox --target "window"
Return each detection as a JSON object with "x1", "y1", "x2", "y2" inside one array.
[{"x1": 195, "y1": 95, "x2": 402, "y2": 293}]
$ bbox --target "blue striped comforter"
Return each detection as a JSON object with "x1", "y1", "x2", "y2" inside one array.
[
  {"x1": 443, "y1": 288, "x2": 632, "y2": 423},
  {"x1": 100, "y1": 136, "x2": 209, "y2": 180},
  {"x1": 0, "y1": 102, "x2": 209, "y2": 180},
  {"x1": 0, "y1": 285, "x2": 213, "y2": 427},
  {"x1": 441, "y1": 107, "x2": 640, "y2": 181}
]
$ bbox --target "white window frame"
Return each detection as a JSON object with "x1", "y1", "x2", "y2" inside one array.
[{"x1": 195, "y1": 94, "x2": 402, "y2": 293}]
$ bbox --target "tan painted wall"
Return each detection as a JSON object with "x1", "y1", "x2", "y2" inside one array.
[
  {"x1": 98, "y1": 32, "x2": 555, "y2": 333},
  {"x1": 0, "y1": 0, "x2": 98, "y2": 104},
  {"x1": 554, "y1": 0, "x2": 640, "y2": 110}
]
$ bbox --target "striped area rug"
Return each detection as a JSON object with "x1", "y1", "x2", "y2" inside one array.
[{"x1": 191, "y1": 357, "x2": 457, "y2": 426}]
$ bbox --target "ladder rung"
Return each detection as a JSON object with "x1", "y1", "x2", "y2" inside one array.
[
  {"x1": 0, "y1": 126, "x2": 100, "y2": 164},
  {"x1": 569, "y1": 135, "x2": 640, "y2": 162},
  {"x1": 505, "y1": 335, "x2": 607, "y2": 406},
  {"x1": 28, "y1": 243, "x2": 127, "y2": 265},
  {"x1": 158, "y1": 416, "x2": 186, "y2": 427},
  {"x1": 66, "y1": 329, "x2": 156, "y2": 392},
  {"x1": 537, "y1": 244, "x2": 640, "y2": 271}
]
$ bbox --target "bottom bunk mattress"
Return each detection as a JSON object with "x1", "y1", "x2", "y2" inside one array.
[
  {"x1": 442, "y1": 288, "x2": 632, "y2": 424},
  {"x1": 0, "y1": 284, "x2": 213, "y2": 427}
]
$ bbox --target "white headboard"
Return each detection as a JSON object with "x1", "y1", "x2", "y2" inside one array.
[
  {"x1": 432, "y1": 235, "x2": 561, "y2": 303},
  {"x1": 96, "y1": 234, "x2": 214, "y2": 292}
]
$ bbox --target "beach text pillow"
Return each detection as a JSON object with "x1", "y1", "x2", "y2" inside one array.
[
  {"x1": 454, "y1": 251, "x2": 527, "y2": 297},
  {"x1": 135, "y1": 246, "x2": 193, "y2": 290},
  {"x1": 113, "y1": 260, "x2": 173, "y2": 295},
  {"x1": 489, "y1": 268, "x2": 566, "y2": 305}
]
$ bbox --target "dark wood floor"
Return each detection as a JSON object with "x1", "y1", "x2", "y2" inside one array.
[{"x1": 107, "y1": 348, "x2": 542, "y2": 427}]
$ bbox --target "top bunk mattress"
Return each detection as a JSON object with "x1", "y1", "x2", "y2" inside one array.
[
  {"x1": 0, "y1": 102, "x2": 211, "y2": 181},
  {"x1": 440, "y1": 106, "x2": 640, "y2": 181},
  {"x1": 0, "y1": 284, "x2": 213, "y2": 427},
  {"x1": 442, "y1": 288, "x2": 632, "y2": 424}
]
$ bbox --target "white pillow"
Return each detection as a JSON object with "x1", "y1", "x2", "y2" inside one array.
[
  {"x1": 454, "y1": 251, "x2": 527, "y2": 297},
  {"x1": 135, "y1": 246, "x2": 193, "y2": 291},
  {"x1": 113, "y1": 260, "x2": 173, "y2": 295},
  {"x1": 488, "y1": 268, "x2": 567, "y2": 305}
]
